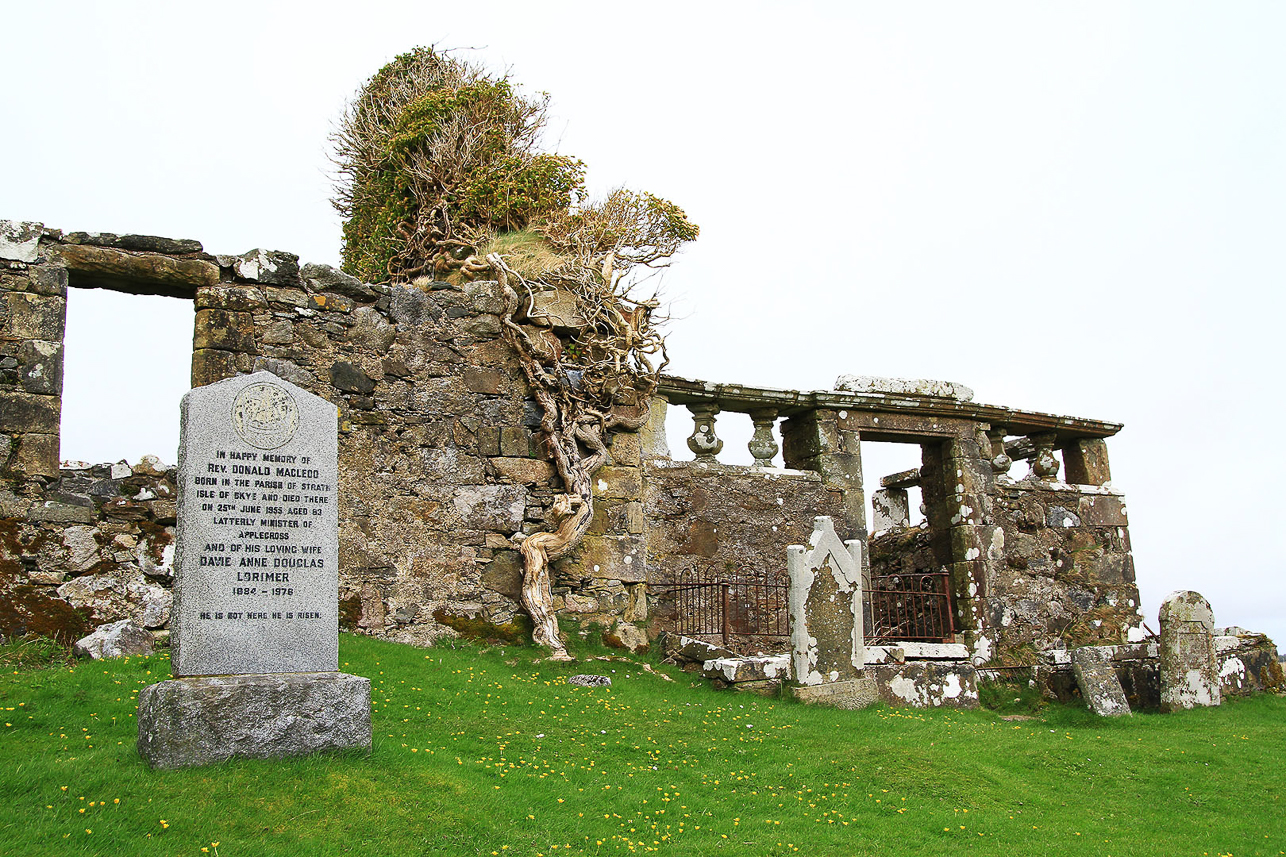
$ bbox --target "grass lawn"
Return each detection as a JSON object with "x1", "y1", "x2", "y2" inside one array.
[{"x1": 1, "y1": 632, "x2": 1283, "y2": 857}]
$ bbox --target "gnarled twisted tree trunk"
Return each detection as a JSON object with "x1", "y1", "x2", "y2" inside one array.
[{"x1": 490, "y1": 254, "x2": 654, "y2": 660}]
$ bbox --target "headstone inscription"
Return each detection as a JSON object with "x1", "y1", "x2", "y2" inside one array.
[
  {"x1": 788, "y1": 515, "x2": 866, "y2": 686},
  {"x1": 171, "y1": 371, "x2": 339, "y2": 675},
  {"x1": 137, "y1": 372, "x2": 370, "y2": 769},
  {"x1": 1159, "y1": 589, "x2": 1221, "y2": 712}
]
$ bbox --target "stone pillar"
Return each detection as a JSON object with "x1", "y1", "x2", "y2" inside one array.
[
  {"x1": 781, "y1": 409, "x2": 865, "y2": 541},
  {"x1": 638, "y1": 395, "x2": 670, "y2": 459},
  {"x1": 685, "y1": 403, "x2": 723, "y2": 462},
  {"x1": 924, "y1": 433, "x2": 1003, "y2": 660},
  {"x1": 787, "y1": 516, "x2": 865, "y2": 685},
  {"x1": 0, "y1": 222, "x2": 67, "y2": 482},
  {"x1": 871, "y1": 488, "x2": 909, "y2": 531},
  {"x1": 1159, "y1": 590, "x2": 1221, "y2": 712},
  {"x1": 1062, "y1": 438, "x2": 1111, "y2": 486},
  {"x1": 747, "y1": 407, "x2": 779, "y2": 467}
]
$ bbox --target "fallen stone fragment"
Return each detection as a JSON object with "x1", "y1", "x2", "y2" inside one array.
[
  {"x1": 74, "y1": 619, "x2": 154, "y2": 659},
  {"x1": 568, "y1": 674, "x2": 612, "y2": 687}
]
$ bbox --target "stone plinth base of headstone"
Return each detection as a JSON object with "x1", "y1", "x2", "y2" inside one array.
[
  {"x1": 792, "y1": 676, "x2": 880, "y2": 710},
  {"x1": 137, "y1": 672, "x2": 371, "y2": 769},
  {"x1": 793, "y1": 663, "x2": 981, "y2": 710}
]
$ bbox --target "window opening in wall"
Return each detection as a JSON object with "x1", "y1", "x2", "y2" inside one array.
[
  {"x1": 61, "y1": 287, "x2": 193, "y2": 466},
  {"x1": 861, "y1": 441, "x2": 926, "y2": 530}
]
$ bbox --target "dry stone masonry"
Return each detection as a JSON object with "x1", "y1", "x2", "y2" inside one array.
[{"x1": 1, "y1": 219, "x2": 1280, "y2": 713}]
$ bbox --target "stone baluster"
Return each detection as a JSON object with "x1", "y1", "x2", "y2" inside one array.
[
  {"x1": 986, "y1": 426, "x2": 1012, "y2": 475},
  {"x1": 747, "y1": 407, "x2": 779, "y2": 467},
  {"x1": 686, "y1": 403, "x2": 723, "y2": 462},
  {"x1": 1029, "y1": 431, "x2": 1060, "y2": 481}
]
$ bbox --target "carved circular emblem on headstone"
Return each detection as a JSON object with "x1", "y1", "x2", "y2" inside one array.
[{"x1": 230, "y1": 383, "x2": 299, "y2": 450}]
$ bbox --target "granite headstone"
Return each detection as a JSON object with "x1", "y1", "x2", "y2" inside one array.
[
  {"x1": 138, "y1": 372, "x2": 370, "y2": 769},
  {"x1": 170, "y1": 371, "x2": 339, "y2": 676}
]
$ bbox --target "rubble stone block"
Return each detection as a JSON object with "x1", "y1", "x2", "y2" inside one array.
[
  {"x1": 482, "y1": 550, "x2": 523, "y2": 599},
  {"x1": 453, "y1": 484, "x2": 526, "y2": 532},
  {"x1": 609, "y1": 431, "x2": 642, "y2": 466},
  {"x1": 1078, "y1": 495, "x2": 1128, "y2": 527},
  {"x1": 74, "y1": 619, "x2": 154, "y2": 659},
  {"x1": 29, "y1": 266, "x2": 69, "y2": 297},
  {"x1": 193, "y1": 308, "x2": 256, "y2": 352},
  {"x1": 0, "y1": 390, "x2": 60, "y2": 434},
  {"x1": 577, "y1": 534, "x2": 646, "y2": 583},
  {"x1": 0, "y1": 220, "x2": 43, "y2": 263},
  {"x1": 191, "y1": 349, "x2": 237, "y2": 388},
  {"x1": 491, "y1": 456, "x2": 555, "y2": 485},
  {"x1": 16, "y1": 339, "x2": 63, "y2": 395},
  {"x1": 3, "y1": 291, "x2": 66, "y2": 341},
  {"x1": 302, "y1": 263, "x2": 376, "y2": 300},
  {"x1": 477, "y1": 426, "x2": 501, "y2": 456},
  {"x1": 195, "y1": 285, "x2": 266, "y2": 312},
  {"x1": 233, "y1": 249, "x2": 301, "y2": 286},
  {"x1": 330, "y1": 361, "x2": 375, "y2": 394},
  {"x1": 594, "y1": 466, "x2": 643, "y2": 501},
  {"x1": 499, "y1": 427, "x2": 529, "y2": 457},
  {"x1": 12, "y1": 432, "x2": 60, "y2": 478}
]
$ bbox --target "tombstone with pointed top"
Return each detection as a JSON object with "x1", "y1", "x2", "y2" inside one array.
[
  {"x1": 1159, "y1": 590, "x2": 1221, "y2": 712},
  {"x1": 788, "y1": 516, "x2": 866, "y2": 686}
]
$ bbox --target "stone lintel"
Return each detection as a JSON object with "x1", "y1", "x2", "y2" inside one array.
[
  {"x1": 137, "y1": 672, "x2": 371, "y2": 769},
  {"x1": 880, "y1": 468, "x2": 922, "y2": 489}
]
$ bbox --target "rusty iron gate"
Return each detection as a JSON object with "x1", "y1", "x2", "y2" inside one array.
[
  {"x1": 656, "y1": 569, "x2": 789, "y2": 644},
  {"x1": 658, "y1": 567, "x2": 954, "y2": 646},
  {"x1": 866, "y1": 568, "x2": 955, "y2": 644}
]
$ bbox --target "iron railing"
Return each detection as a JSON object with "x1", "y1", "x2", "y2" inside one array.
[
  {"x1": 656, "y1": 567, "x2": 954, "y2": 646},
  {"x1": 654, "y1": 569, "x2": 789, "y2": 644},
  {"x1": 866, "y1": 569, "x2": 955, "y2": 643}
]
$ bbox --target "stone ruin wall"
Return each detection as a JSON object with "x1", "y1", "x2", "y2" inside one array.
[
  {"x1": 2, "y1": 220, "x2": 1166, "y2": 666},
  {"x1": 0, "y1": 223, "x2": 840, "y2": 651}
]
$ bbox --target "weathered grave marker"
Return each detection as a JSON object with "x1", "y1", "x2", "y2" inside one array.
[
  {"x1": 137, "y1": 372, "x2": 370, "y2": 769},
  {"x1": 1071, "y1": 646, "x2": 1131, "y2": 717},
  {"x1": 1159, "y1": 589, "x2": 1221, "y2": 712},
  {"x1": 788, "y1": 515, "x2": 866, "y2": 685}
]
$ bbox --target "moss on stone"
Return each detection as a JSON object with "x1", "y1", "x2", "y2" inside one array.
[{"x1": 432, "y1": 608, "x2": 533, "y2": 645}]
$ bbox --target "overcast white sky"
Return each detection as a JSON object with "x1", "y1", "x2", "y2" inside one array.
[{"x1": 4, "y1": 1, "x2": 1283, "y2": 646}]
